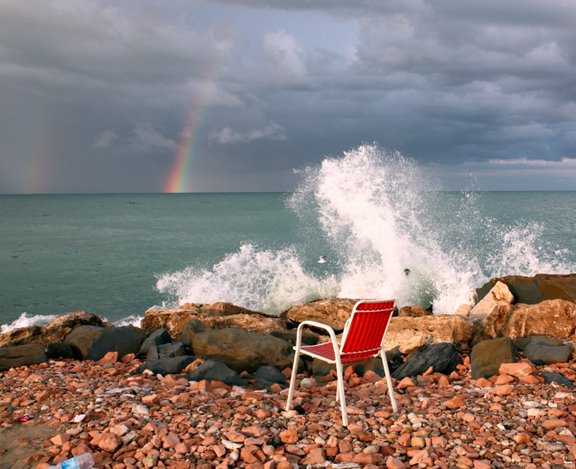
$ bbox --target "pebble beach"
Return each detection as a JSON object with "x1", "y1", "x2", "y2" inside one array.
[{"x1": 1, "y1": 351, "x2": 575, "y2": 469}]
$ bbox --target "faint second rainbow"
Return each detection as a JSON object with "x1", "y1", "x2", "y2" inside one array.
[{"x1": 165, "y1": 58, "x2": 226, "y2": 193}]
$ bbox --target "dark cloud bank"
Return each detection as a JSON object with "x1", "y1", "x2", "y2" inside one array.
[{"x1": 0, "y1": 0, "x2": 575, "y2": 193}]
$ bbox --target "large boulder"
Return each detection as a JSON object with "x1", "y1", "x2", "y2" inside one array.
[
  {"x1": 281, "y1": 298, "x2": 357, "y2": 331},
  {"x1": 384, "y1": 315, "x2": 473, "y2": 353},
  {"x1": 0, "y1": 343, "x2": 47, "y2": 371},
  {"x1": 392, "y1": 343, "x2": 460, "y2": 380},
  {"x1": 142, "y1": 302, "x2": 285, "y2": 340},
  {"x1": 470, "y1": 281, "x2": 514, "y2": 319},
  {"x1": 477, "y1": 274, "x2": 576, "y2": 305},
  {"x1": 470, "y1": 337, "x2": 517, "y2": 379},
  {"x1": 65, "y1": 325, "x2": 146, "y2": 361},
  {"x1": 484, "y1": 299, "x2": 576, "y2": 340},
  {"x1": 0, "y1": 311, "x2": 108, "y2": 347},
  {"x1": 184, "y1": 325, "x2": 294, "y2": 373}
]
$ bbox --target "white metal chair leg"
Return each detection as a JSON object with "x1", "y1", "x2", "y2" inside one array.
[
  {"x1": 380, "y1": 349, "x2": 398, "y2": 413},
  {"x1": 286, "y1": 349, "x2": 300, "y2": 411},
  {"x1": 334, "y1": 358, "x2": 348, "y2": 426}
]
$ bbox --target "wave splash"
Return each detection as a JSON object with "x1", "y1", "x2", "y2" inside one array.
[{"x1": 156, "y1": 144, "x2": 571, "y2": 315}]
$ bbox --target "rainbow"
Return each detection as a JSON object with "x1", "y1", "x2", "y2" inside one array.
[
  {"x1": 165, "y1": 110, "x2": 201, "y2": 193},
  {"x1": 165, "y1": 59, "x2": 225, "y2": 193}
]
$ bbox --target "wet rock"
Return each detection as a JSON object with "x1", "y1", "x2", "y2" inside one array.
[
  {"x1": 392, "y1": 343, "x2": 460, "y2": 379},
  {"x1": 477, "y1": 273, "x2": 576, "y2": 304},
  {"x1": 0, "y1": 311, "x2": 108, "y2": 347},
  {"x1": 0, "y1": 326, "x2": 45, "y2": 347},
  {"x1": 186, "y1": 359, "x2": 243, "y2": 386},
  {"x1": 471, "y1": 337, "x2": 517, "y2": 379},
  {"x1": 0, "y1": 343, "x2": 47, "y2": 371},
  {"x1": 137, "y1": 356, "x2": 196, "y2": 375},
  {"x1": 65, "y1": 325, "x2": 146, "y2": 361}
]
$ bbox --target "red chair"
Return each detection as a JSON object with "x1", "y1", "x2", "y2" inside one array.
[{"x1": 285, "y1": 299, "x2": 398, "y2": 426}]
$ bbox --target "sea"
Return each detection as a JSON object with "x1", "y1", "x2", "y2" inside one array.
[{"x1": 1, "y1": 145, "x2": 575, "y2": 332}]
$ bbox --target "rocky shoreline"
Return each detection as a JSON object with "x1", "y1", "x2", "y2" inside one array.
[{"x1": 0, "y1": 274, "x2": 575, "y2": 468}]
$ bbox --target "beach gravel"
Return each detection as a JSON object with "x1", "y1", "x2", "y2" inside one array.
[{"x1": 0, "y1": 354, "x2": 575, "y2": 468}]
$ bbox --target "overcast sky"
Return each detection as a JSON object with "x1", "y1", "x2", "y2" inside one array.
[{"x1": 1, "y1": 0, "x2": 575, "y2": 193}]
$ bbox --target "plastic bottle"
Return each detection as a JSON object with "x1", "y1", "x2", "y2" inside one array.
[{"x1": 48, "y1": 452, "x2": 95, "y2": 469}]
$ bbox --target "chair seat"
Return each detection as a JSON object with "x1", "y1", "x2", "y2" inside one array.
[{"x1": 300, "y1": 343, "x2": 380, "y2": 364}]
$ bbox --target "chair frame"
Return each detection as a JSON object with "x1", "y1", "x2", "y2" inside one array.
[{"x1": 285, "y1": 299, "x2": 398, "y2": 426}]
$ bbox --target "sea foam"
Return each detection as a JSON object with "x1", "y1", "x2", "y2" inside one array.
[
  {"x1": 0, "y1": 312, "x2": 58, "y2": 333},
  {"x1": 156, "y1": 144, "x2": 572, "y2": 315}
]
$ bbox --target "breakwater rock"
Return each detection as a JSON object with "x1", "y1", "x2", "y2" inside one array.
[
  {"x1": 477, "y1": 273, "x2": 576, "y2": 304},
  {"x1": 0, "y1": 275, "x2": 575, "y2": 384}
]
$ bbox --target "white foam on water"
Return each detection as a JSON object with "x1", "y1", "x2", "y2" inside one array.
[
  {"x1": 156, "y1": 144, "x2": 573, "y2": 315},
  {"x1": 156, "y1": 243, "x2": 339, "y2": 314},
  {"x1": 110, "y1": 315, "x2": 144, "y2": 328},
  {"x1": 1, "y1": 312, "x2": 58, "y2": 333}
]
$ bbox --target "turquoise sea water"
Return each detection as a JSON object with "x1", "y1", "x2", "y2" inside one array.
[
  {"x1": 0, "y1": 193, "x2": 296, "y2": 326},
  {"x1": 1, "y1": 148, "x2": 575, "y2": 330}
]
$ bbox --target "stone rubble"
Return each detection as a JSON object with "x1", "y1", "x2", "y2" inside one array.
[{"x1": 0, "y1": 352, "x2": 575, "y2": 468}]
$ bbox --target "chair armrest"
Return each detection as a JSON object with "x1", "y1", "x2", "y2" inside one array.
[{"x1": 295, "y1": 320, "x2": 340, "y2": 355}]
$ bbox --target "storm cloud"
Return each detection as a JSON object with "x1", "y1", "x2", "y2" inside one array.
[{"x1": 0, "y1": 0, "x2": 575, "y2": 192}]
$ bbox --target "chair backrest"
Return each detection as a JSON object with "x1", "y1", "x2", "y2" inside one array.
[{"x1": 339, "y1": 299, "x2": 396, "y2": 361}]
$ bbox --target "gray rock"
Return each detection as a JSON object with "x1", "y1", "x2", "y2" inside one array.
[
  {"x1": 186, "y1": 359, "x2": 243, "y2": 386},
  {"x1": 46, "y1": 342, "x2": 79, "y2": 360},
  {"x1": 541, "y1": 371, "x2": 574, "y2": 390},
  {"x1": 137, "y1": 356, "x2": 196, "y2": 375},
  {"x1": 179, "y1": 319, "x2": 206, "y2": 346},
  {"x1": 471, "y1": 337, "x2": 517, "y2": 379},
  {"x1": 138, "y1": 328, "x2": 172, "y2": 357},
  {"x1": 65, "y1": 325, "x2": 146, "y2": 361},
  {"x1": 392, "y1": 343, "x2": 460, "y2": 380},
  {"x1": 477, "y1": 274, "x2": 576, "y2": 304},
  {"x1": 158, "y1": 342, "x2": 189, "y2": 359},
  {"x1": 524, "y1": 342, "x2": 573, "y2": 365},
  {"x1": 515, "y1": 335, "x2": 564, "y2": 350},
  {"x1": 0, "y1": 343, "x2": 47, "y2": 371},
  {"x1": 254, "y1": 366, "x2": 287, "y2": 387}
]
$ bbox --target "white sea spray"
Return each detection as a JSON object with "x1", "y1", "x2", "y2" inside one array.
[
  {"x1": 156, "y1": 144, "x2": 572, "y2": 315},
  {"x1": 0, "y1": 312, "x2": 58, "y2": 333}
]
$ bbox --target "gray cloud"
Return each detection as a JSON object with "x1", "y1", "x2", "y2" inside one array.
[
  {"x1": 0, "y1": 0, "x2": 575, "y2": 193},
  {"x1": 209, "y1": 122, "x2": 286, "y2": 145}
]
